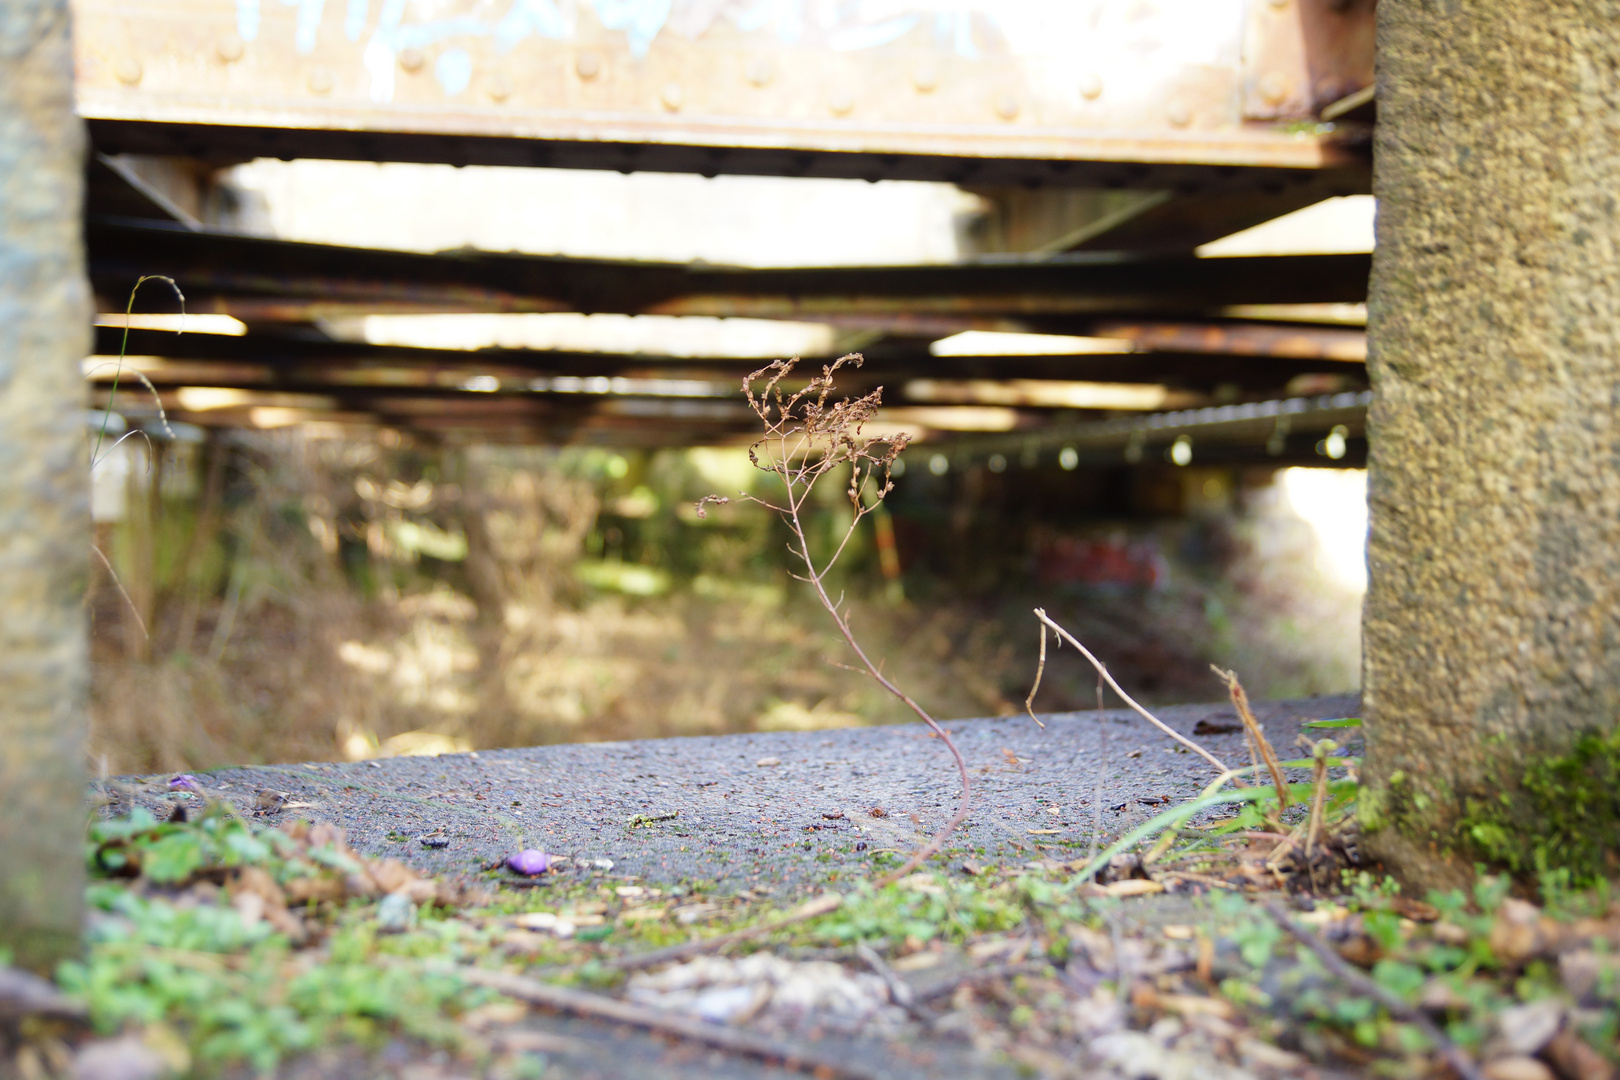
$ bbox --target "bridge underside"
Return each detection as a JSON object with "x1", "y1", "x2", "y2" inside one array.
[{"x1": 78, "y1": 0, "x2": 1376, "y2": 467}]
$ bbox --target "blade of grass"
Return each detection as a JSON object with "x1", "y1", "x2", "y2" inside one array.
[{"x1": 1066, "y1": 779, "x2": 1358, "y2": 888}]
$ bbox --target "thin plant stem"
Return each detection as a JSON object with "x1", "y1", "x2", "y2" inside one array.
[
  {"x1": 1087, "y1": 674, "x2": 1106, "y2": 867},
  {"x1": 91, "y1": 543, "x2": 148, "y2": 641},
  {"x1": 1213, "y1": 665, "x2": 1288, "y2": 809},
  {"x1": 1022, "y1": 625, "x2": 1047, "y2": 730},
  {"x1": 96, "y1": 275, "x2": 182, "y2": 463},
  {"x1": 1033, "y1": 608, "x2": 1226, "y2": 773}
]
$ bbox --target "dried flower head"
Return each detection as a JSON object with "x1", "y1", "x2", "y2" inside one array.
[{"x1": 695, "y1": 354, "x2": 971, "y2": 886}]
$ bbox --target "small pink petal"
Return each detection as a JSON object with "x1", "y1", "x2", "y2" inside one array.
[
  {"x1": 168, "y1": 774, "x2": 203, "y2": 794},
  {"x1": 508, "y1": 849, "x2": 551, "y2": 875}
]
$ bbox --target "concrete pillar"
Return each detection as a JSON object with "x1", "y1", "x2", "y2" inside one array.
[
  {"x1": 1361, "y1": 1, "x2": 1620, "y2": 890},
  {"x1": 0, "y1": 0, "x2": 91, "y2": 968}
]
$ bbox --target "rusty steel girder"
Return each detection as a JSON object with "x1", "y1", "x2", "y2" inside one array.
[
  {"x1": 74, "y1": 0, "x2": 1373, "y2": 185},
  {"x1": 88, "y1": 219, "x2": 1372, "y2": 322}
]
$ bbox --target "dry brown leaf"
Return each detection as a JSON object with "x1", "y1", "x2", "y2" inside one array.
[
  {"x1": 228, "y1": 866, "x2": 287, "y2": 910},
  {"x1": 1391, "y1": 896, "x2": 1440, "y2": 922},
  {"x1": 1159, "y1": 993, "x2": 1235, "y2": 1019},
  {"x1": 1543, "y1": 1027, "x2": 1616, "y2": 1080},
  {"x1": 306, "y1": 822, "x2": 346, "y2": 850},
  {"x1": 283, "y1": 876, "x2": 347, "y2": 905},
  {"x1": 1490, "y1": 900, "x2": 1553, "y2": 965},
  {"x1": 1483, "y1": 1057, "x2": 1557, "y2": 1080},
  {"x1": 368, "y1": 858, "x2": 418, "y2": 894}
]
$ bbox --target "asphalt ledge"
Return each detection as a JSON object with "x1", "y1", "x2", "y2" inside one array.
[{"x1": 113, "y1": 694, "x2": 1361, "y2": 895}]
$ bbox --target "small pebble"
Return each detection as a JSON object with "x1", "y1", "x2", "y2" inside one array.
[
  {"x1": 508, "y1": 849, "x2": 551, "y2": 875},
  {"x1": 72, "y1": 1036, "x2": 167, "y2": 1080},
  {"x1": 419, "y1": 836, "x2": 450, "y2": 849},
  {"x1": 756, "y1": 757, "x2": 781, "y2": 767},
  {"x1": 375, "y1": 892, "x2": 416, "y2": 933}
]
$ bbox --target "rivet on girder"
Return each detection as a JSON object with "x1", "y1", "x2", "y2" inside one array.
[
  {"x1": 1079, "y1": 74, "x2": 1103, "y2": 100},
  {"x1": 911, "y1": 62, "x2": 939, "y2": 93},
  {"x1": 398, "y1": 48, "x2": 426, "y2": 73},
  {"x1": 576, "y1": 51, "x2": 601, "y2": 80},
  {"x1": 1259, "y1": 71, "x2": 1291, "y2": 106},
  {"x1": 216, "y1": 33, "x2": 244, "y2": 63},
  {"x1": 114, "y1": 56, "x2": 143, "y2": 85},
  {"x1": 994, "y1": 94, "x2": 1020, "y2": 120},
  {"x1": 308, "y1": 66, "x2": 334, "y2": 94},
  {"x1": 746, "y1": 56, "x2": 775, "y2": 87},
  {"x1": 487, "y1": 72, "x2": 512, "y2": 101},
  {"x1": 661, "y1": 82, "x2": 684, "y2": 111},
  {"x1": 828, "y1": 89, "x2": 854, "y2": 115},
  {"x1": 1166, "y1": 100, "x2": 1192, "y2": 127}
]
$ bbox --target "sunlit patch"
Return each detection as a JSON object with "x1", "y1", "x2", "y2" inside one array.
[
  {"x1": 337, "y1": 640, "x2": 392, "y2": 674},
  {"x1": 755, "y1": 700, "x2": 863, "y2": 732},
  {"x1": 877, "y1": 406, "x2": 1020, "y2": 432},
  {"x1": 905, "y1": 378, "x2": 1187, "y2": 411},
  {"x1": 1279, "y1": 467, "x2": 1368, "y2": 592},
  {"x1": 94, "y1": 313, "x2": 248, "y2": 336},
  {"x1": 378, "y1": 730, "x2": 473, "y2": 757},
  {"x1": 352, "y1": 312, "x2": 836, "y2": 357},
  {"x1": 928, "y1": 331, "x2": 1133, "y2": 356}
]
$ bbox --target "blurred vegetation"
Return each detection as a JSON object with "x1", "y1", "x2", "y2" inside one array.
[{"x1": 88, "y1": 428, "x2": 1360, "y2": 774}]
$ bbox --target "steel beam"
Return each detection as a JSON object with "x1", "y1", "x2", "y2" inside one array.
[
  {"x1": 88, "y1": 220, "x2": 1372, "y2": 323},
  {"x1": 93, "y1": 326, "x2": 1365, "y2": 393},
  {"x1": 72, "y1": 0, "x2": 1372, "y2": 186}
]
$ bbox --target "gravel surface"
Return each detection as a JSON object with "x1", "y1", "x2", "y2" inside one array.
[{"x1": 116, "y1": 693, "x2": 1361, "y2": 895}]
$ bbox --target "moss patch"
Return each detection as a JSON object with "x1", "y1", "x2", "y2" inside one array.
[{"x1": 1457, "y1": 725, "x2": 1620, "y2": 884}]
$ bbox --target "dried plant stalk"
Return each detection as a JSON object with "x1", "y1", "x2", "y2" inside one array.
[
  {"x1": 1211, "y1": 666, "x2": 1288, "y2": 809},
  {"x1": 1023, "y1": 624, "x2": 1048, "y2": 730},
  {"x1": 699, "y1": 355, "x2": 971, "y2": 883}
]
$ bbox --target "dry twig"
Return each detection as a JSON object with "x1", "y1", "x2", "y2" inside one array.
[
  {"x1": 460, "y1": 966, "x2": 886, "y2": 1080},
  {"x1": 1023, "y1": 624, "x2": 1048, "y2": 729},
  {"x1": 912, "y1": 960, "x2": 1050, "y2": 1004},
  {"x1": 1258, "y1": 901, "x2": 1484, "y2": 1080},
  {"x1": 1033, "y1": 609, "x2": 1226, "y2": 773},
  {"x1": 854, "y1": 942, "x2": 917, "y2": 1010}
]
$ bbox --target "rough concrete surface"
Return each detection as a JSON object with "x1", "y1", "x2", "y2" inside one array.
[
  {"x1": 1363, "y1": 0, "x2": 1620, "y2": 889},
  {"x1": 0, "y1": 0, "x2": 94, "y2": 970}
]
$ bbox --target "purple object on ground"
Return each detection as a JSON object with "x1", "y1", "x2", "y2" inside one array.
[
  {"x1": 168, "y1": 774, "x2": 203, "y2": 794},
  {"x1": 508, "y1": 849, "x2": 551, "y2": 875}
]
